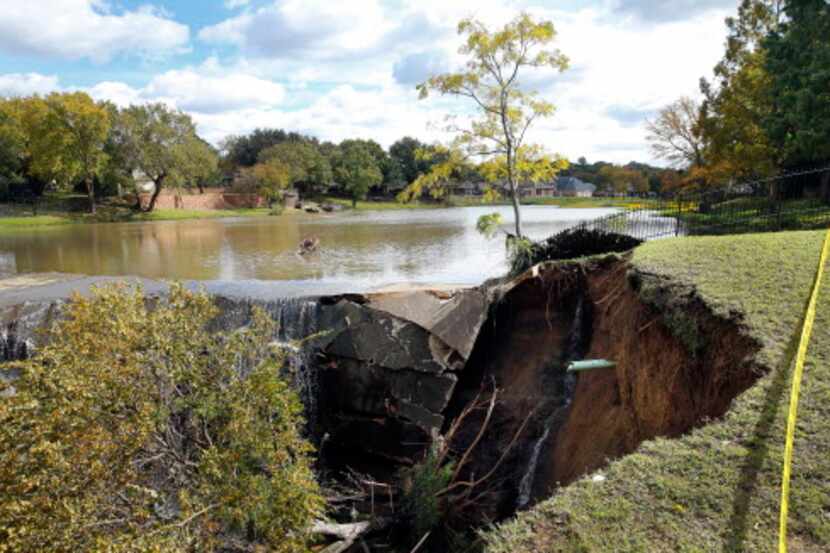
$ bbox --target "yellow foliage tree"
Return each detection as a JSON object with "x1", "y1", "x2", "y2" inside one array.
[{"x1": 400, "y1": 13, "x2": 569, "y2": 237}]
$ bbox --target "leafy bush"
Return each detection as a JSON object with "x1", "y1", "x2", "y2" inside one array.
[
  {"x1": 400, "y1": 444, "x2": 455, "y2": 542},
  {"x1": 0, "y1": 284, "x2": 323, "y2": 552},
  {"x1": 510, "y1": 227, "x2": 642, "y2": 275}
]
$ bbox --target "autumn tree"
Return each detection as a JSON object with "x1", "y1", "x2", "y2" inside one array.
[
  {"x1": 645, "y1": 97, "x2": 707, "y2": 169},
  {"x1": 401, "y1": 13, "x2": 569, "y2": 237},
  {"x1": 332, "y1": 141, "x2": 383, "y2": 206},
  {"x1": 698, "y1": 0, "x2": 783, "y2": 181},
  {"x1": 252, "y1": 159, "x2": 291, "y2": 205},
  {"x1": 598, "y1": 165, "x2": 648, "y2": 195},
  {"x1": 121, "y1": 103, "x2": 213, "y2": 212}
]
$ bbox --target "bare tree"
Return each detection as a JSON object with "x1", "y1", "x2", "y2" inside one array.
[{"x1": 645, "y1": 97, "x2": 706, "y2": 168}]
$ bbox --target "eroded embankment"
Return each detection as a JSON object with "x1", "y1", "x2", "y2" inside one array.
[{"x1": 447, "y1": 254, "x2": 764, "y2": 518}]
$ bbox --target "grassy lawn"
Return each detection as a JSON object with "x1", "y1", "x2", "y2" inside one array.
[
  {"x1": 485, "y1": 230, "x2": 830, "y2": 552},
  {"x1": 322, "y1": 196, "x2": 445, "y2": 211},
  {"x1": 0, "y1": 204, "x2": 276, "y2": 230},
  {"x1": 321, "y1": 195, "x2": 651, "y2": 211}
]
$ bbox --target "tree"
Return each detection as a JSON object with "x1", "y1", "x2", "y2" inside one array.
[
  {"x1": 122, "y1": 103, "x2": 207, "y2": 212},
  {"x1": 223, "y1": 128, "x2": 312, "y2": 168},
  {"x1": 0, "y1": 100, "x2": 27, "y2": 199},
  {"x1": 258, "y1": 141, "x2": 332, "y2": 197},
  {"x1": 332, "y1": 141, "x2": 383, "y2": 206},
  {"x1": 597, "y1": 165, "x2": 648, "y2": 195},
  {"x1": 0, "y1": 284, "x2": 323, "y2": 552},
  {"x1": 763, "y1": 0, "x2": 830, "y2": 172},
  {"x1": 173, "y1": 136, "x2": 219, "y2": 194},
  {"x1": 403, "y1": 13, "x2": 569, "y2": 237},
  {"x1": 390, "y1": 136, "x2": 430, "y2": 184},
  {"x1": 252, "y1": 159, "x2": 291, "y2": 205},
  {"x1": 698, "y1": 0, "x2": 783, "y2": 182},
  {"x1": 34, "y1": 93, "x2": 110, "y2": 213},
  {"x1": 645, "y1": 97, "x2": 707, "y2": 169}
]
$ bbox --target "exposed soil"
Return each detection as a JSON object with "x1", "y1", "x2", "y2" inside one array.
[{"x1": 447, "y1": 254, "x2": 764, "y2": 524}]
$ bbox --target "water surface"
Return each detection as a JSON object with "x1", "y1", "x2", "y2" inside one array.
[{"x1": 0, "y1": 206, "x2": 616, "y2": 295}]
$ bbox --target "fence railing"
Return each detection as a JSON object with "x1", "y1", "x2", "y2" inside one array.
[{"x1": 572, "y1": 166, "x2": 830, "y2": 241}]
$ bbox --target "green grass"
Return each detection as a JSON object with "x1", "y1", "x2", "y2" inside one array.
[
  {"x1": 484, "y1": 230, "x2": 830, "y2": 552},
  {"x1": 321, "y1": 195, "x2": 651, "y2": 211},
  {"x1": 322, "y1": 196, "x2": 445, "y2": 211},
  {"x1": 0, "y1": 215, "x2": 75, "y2": 228},
  {"x1": 0, "y1": 205, "x2": 276, "y2": 230},
  {"x1": 131, "y1": 207, "x2": 272, "y2": 221}
]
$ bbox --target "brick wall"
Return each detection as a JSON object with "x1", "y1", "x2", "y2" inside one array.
[{"x1": 137, "y1": 189, "x2": 263, "y2": 210}]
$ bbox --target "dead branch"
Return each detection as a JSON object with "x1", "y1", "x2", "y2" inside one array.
[
  {"x1": 437, "y1": 406, "x2": 536, "y2": 497},
  {"x1": 409, "y1": 531, "x2": 432, "y2": 553},
  {"x1": 450, "y1": 380, "x2": 498, "y2": 484}
]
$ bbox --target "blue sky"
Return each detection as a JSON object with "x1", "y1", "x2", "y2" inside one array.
[{"x1": 0, "y1": 0, "x2": 738, "y2": 164}]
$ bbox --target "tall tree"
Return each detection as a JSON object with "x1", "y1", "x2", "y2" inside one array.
[
  {"x1": 698, "y1": 0, "x2": 783, "y2": 181},
  {"x1": 645, "y1": 97, "x2": 707, "y2": 169},
  {"x1": 0, "y1": 100, "x2": 27, "y2": 198},
  {"x1": 332, "y1": 141, "x2": 383, "y2": 207},
  {"x1": 763, "y1": 0, "x2": 830, "y2": 174},
  {"x1": 122, "y1": 103, "x2": 206, "y2": 212},
  {"x1": 258, "y1": 141, "x2": 332, "y2": 197},
  {"x1": 224, "y1": 128, "x2": 314, "y2": 168},
  {"x1": 402, "y1": 13, "x2": 569, "y2": 237},
  {"x1": 33, "y1": 93, "x2": 111, "y2": 213}
]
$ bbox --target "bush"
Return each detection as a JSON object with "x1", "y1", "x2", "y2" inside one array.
[
  {"x1": 510, "y1": 227, "x2": 642, "y2": 275},
  {"x1": 400, "y1": 445, "x2": 454, "y2": 543},
  {"x1": 0, "y1": 284, "x2": 323, "y2": 552}
]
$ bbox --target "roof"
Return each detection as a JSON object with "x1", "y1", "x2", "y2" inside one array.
[{"x1": 556, "y1": 176, "x2": 596, "y2": 193}]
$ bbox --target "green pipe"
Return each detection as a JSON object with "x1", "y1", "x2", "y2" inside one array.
[{"x1": 567, "y1": 359, "x2": 616, "y2": 372}]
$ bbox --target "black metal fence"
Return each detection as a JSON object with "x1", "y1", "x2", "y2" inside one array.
[{"x1": 573, "y1": 166, "x2": 830, "y2": 241}]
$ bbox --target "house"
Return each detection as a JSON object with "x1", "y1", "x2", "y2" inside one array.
[
  {"x1": 556, "y1": 176, "x2": 596, "y2": 197},
  {"x1": 452, "y1": 181, "x2": 488, "y2": 196},
  {"x1": 520, "y1": 181, "x2": 557, "y2": 198}
]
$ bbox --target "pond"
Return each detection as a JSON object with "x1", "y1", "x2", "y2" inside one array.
[{"x1": 0, "y1": 206, "x2": 617, "y2": 295}]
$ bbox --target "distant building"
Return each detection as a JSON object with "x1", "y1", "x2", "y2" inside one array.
[
  {"x1": 556, "y1": 176, "x2": 596, "y2": 197},
  {"x1": 520, "y1": 181, "x2": 557, "y2": 197},
  {"x1": 452, "y1": 181, "x2": 488, "y2": 196}
]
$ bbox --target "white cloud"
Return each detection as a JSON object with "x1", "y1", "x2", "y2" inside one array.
[
  {"x1": 199, "y1": 0, "x2": 393, "y2": 60},
  {"x1": 142, "y1": 69, "x2": 286, "y2": 113},
  {"x1": 0, "y1": 73, "x2": 62, "y2": 97},
  {"x1": 0, "y1": 0, "x2": 189, "y2": 62},
  {"x1": 0, "y1": 1, "x2": 734, "y2": 164},
  {"x1": 82, "y1": 61, "x2": 287, "y2": 115},
  {"x1": 224, "y1": 0, "x2": 250, "y2": 8}
]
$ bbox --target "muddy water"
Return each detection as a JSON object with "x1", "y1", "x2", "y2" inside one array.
[{"x1": 0, "y1": 206, "x2": 616, "y2": 294}]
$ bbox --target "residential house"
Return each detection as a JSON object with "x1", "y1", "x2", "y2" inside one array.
[{"x1": 556, "y1": 176, "x2": 596, "y2": 197}]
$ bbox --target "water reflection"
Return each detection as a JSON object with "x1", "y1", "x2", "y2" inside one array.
[{"x1": 0, "y1": 206, "x2": 617, "y2": 290}]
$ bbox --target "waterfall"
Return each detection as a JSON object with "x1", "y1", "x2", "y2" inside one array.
[
  {"x1": 261, "y1": 297, "x2": 323, "y2": 429},
  {"x1": 0, "y1": 302, "x2": 60, "y2": 363},
  {"x1": 213, "y1": 296, "x2": 324, "y2": 429},
  {"x1": 516, "y1": 293, "x2": 592, "y2": 509}
]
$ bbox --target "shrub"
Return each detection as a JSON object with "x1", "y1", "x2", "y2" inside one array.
[
  {"x1": 510, "y1": 227, "x2": 642, "y2": 275},
  {"x1": 400, "y1": 444, "x2": 454, "y2": 542},
  {"x1": 0, "y1": 284, "x2": 323, "y2": 552}
]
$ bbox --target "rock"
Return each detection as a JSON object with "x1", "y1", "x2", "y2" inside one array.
[{"x1": 365, "y1": 287, "x2": 489, "y2": 360}]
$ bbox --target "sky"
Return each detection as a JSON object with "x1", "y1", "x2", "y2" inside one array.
[{"x1": 0, "y1": 0, "x2": 738, "y2": 165}]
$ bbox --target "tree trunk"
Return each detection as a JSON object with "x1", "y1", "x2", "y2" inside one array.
[
  {"x1": 352, "y1": 197, "x2": 357, "y2": 208},
  {"x1": 85, "y1": 175, "x2": 96, "y2": 214},
  {"x1": 506, "y1": 150, "x2": 523, "y2": 238},
  {"x1": 144, "y1": 176, "x2": 165, "y2": 213}
]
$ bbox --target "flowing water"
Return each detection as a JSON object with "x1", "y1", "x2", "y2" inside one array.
[{"x1": 0, "y1": 206, "x2": 617, "y2": 295}]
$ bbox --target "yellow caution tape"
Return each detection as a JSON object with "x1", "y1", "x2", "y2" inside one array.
[{"x1": 779, "y1": 227, "x2": 830, "y2": 553}]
